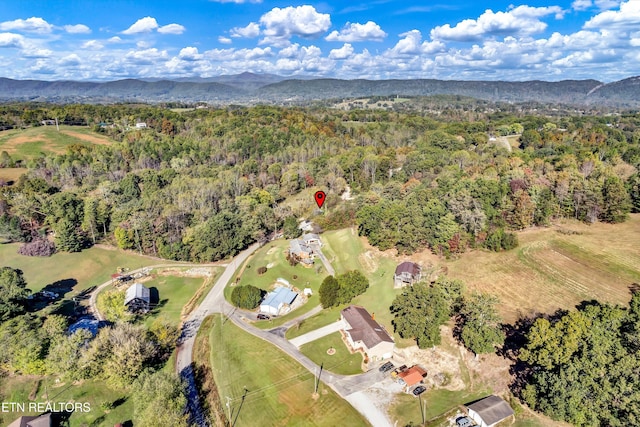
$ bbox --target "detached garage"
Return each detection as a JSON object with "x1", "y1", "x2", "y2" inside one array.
[
  {"x1": 466, "y1": 395, "x2": 515, "y2": 427},
  {"x1": 260, "y1": 287, "x2": 298, "y2": 316}
]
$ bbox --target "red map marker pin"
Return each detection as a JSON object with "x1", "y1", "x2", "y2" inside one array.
[{"x1": 314, "y1": 191, "x2": 326, "y2": 209}]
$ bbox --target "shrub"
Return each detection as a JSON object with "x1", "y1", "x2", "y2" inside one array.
[
  {"x1": 17, "y1": 237, "x2": 56, "y2": 257},
  {"x1": 257, "y1": 266, "x2": 267, "y2": 275},
  {"x1": 230, "y1": 285, "x2": 264, "y2": 309}
]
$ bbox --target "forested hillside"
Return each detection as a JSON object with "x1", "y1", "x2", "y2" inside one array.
[{"x1": 1, "y1": 103, "x2": 639, "y2": 262}]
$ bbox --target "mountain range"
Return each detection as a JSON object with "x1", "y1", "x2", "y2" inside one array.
[{"x1": 1, "y1": 73, "x2": 639, "y2": 107}]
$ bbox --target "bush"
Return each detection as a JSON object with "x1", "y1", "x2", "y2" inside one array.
[
  {"x1": 17, "y1": 237, "x2": 56, "y2": 257},
  {"x1": 230, "y1": 285, "x2": 264, "y2": 309},
  {"x1": 257, "y1": 266, "x2": 267, "y2": 275}
]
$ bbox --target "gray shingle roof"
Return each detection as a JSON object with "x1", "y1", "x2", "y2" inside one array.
[
  {"x1": 341, "y1": 305, "x2": 394, "y2": 348},
  {"x1": 467, "y1": 395, "x2": 514, "y2": 425}
]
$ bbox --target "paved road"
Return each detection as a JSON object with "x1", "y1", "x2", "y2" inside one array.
[
  {"x1": 289, "y1": 320, "x2": 345, "y2": 348},
  {"x1": 175, "y1": 243, "x2": 261, "y2": 426}
]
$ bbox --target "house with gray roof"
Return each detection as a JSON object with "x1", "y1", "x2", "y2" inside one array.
[
  {"x1": 124, "y1": 283, "x2": 150, "y2": 313},
  {"x1": 341, "y1": 305, "x2": 395, "y2": 361},
  {"x1": 466, "y1": 395, "x2": 515, "y2": 427},
  {"x1": 7, "y1": 413, "x2": 53, "y2": 427}
]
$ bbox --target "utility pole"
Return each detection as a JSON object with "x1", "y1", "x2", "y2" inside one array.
[
  {"x1": 315, "y1": 362, "x2": 324, "y2": 394},
  {"x1": 55, "y1": 117, "x2": 59, "y2": 131},
  {"x1": 419, "y1": 393, "x2": 426, "y2": 426}
]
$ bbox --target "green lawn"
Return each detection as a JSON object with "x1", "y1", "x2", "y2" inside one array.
[
  {"x1": 142, "y1": 273, "x2": 210, "y2": 327},
  {"x1": 0, "y1": 375, "x2": 133, "y2": 427},
  {"x1": 299, "y1": 332, "x2": 363, "y2": 375},
  {"x1": 0, "y1": 125, "x2": 114, "y2": 161},
  {"x1": 0, "y1": 243, "x2": 165, "y2": 294},
  {"x1": 207, "y1": 316, "x2": 370, "y2": 427}
]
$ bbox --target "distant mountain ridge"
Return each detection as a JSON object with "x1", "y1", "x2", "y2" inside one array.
[{"x1": 0, "y1": 73, "x2": 638, "y2": 106}]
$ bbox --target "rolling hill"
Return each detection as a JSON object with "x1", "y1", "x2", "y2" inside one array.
[{"x1": 0, "y1": 74, "x2": 638, "y2": 106}]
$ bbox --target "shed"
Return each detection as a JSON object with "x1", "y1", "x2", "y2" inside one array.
[
  {"x1": 7, "y1": 413, "x2": 53, "y2": 427},
  {"x1": 466, "y1": 395, "x2": 515, "y2": 427},
  {"x1": 260, "y1": 287, "x2": 298, "y2": 316},
  {"x1": 124, "y1": 283, "x2": 151, "y2": 313}
]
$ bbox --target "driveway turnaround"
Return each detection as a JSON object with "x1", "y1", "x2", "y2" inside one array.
[{"x1": 288, "y1": 320, "x2": 345, "y2": 348}]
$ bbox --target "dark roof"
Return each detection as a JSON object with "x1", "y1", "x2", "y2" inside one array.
[
  {"x1": 7, "y1": 413, "x2": 52, "y2": 427},
  {"x1": 124, "y1": 283, "x2": 150, "y2": 306},
  {"x1": 341, "y1": 305, "x2": 394, "y2": 348},
  {"x1": 466, "y1": 395, "x2": 514, "y2": 425},
  {"x1": 395, "y1": 261, "x2": 420, "y2": 277}
]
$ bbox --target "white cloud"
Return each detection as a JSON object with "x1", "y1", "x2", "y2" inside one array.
[
  {"x1": 325, "y1": 21, "x2": 387, "y2": 42},
  {"x1": 21, "y1": 47, "x2": 52, "y2": 58},
  {"x1": 431, "y1": 5, "x2": 565, "y2": 42},
  {"x1": 584, "y1": 1, "x2": 640, "y2": 29},
  {"x1": 0, "y1": 32, "x2": 24, "y2": 48},
  {"x1": 329, "y1": 43, "x2": 354, "y2": 59},
  {"x1": 572, "y1": 0, "x2": 592, "y2": 10},
  {"x1": 218, "y1": 36, "x2": 232, "y2": 44},
  {"x1": 122, "y1": 17, "x2": 159, "y2": 34},
  {"x1": 125, "y1": 48, "x2": 169, "y2": 64},
  {"x1": 60, "y1": 54, "x2": 81, "y2": 66},
  {"x1": 0, "y1": 17, "x2": 53, "y2": 34},
  {"x1": 231, "y1": 22, "x2": 260, "y2": 38},
  {"x1": 64, "y1": 24, "x2": 91, "y2": 34},
  {"x1": 595, "y1": 0, "x2": 622, "y2": 9},
  {"x1": 136, "y1": 40, "x2": 153, "y2": 48},
  {"x1": 259, "y1": 5, "x2": 331, "y2": 46},
  {"x1": 158, "y1": 24, "x2": 185, "y2": 35},
  {"x1": 179, "y1": 46, "x2": 203, "y2": 61},
  {"x1": 81, "y1": 40, "x2": 104, "y2": 49},
  {"x1": 108, "y1": 36, "x2": 123, "y2": 43},
  {"x1": 387, "y1": 30, "x2": 445, "y2": 56}
]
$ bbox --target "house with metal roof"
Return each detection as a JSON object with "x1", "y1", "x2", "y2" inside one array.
[
  {"x1": 397, "y1": 365, "x2": 428, "y2": 388},
  {"x1": 394, "y1": 261, "x2": 422, "y2": 288},
  {"x1": 124, "y1": 283, "x2": 151, "y2": 313},
  {"x1": 341, "y1": 305, "x2": 395, "y2": 362},
  {"x1": 466, "y1": 395, "x2": 515, "y2": 427},
  {"x1": 260, "y1": 287, "x2": 298, "y2": 316}
]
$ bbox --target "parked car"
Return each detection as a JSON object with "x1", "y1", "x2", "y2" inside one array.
[
  {"x1": 379, "y1": 361, "x2": 395, "y2": 372},
  {"x1": 412, "y1": 386, "x2": 426, "y2": 396},
  {"x1": 456, "y1": 416, "x2": 473, "y2": 427},
  {"x1": 257, "y1": 314, "x2": 270, "y2": 320}
]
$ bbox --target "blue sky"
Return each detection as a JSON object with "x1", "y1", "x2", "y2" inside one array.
[{"x1": 0, "y1": 0, "x2": 638, "y2": 81}]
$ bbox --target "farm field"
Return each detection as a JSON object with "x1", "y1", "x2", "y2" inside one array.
[
  {"x1": 0, "y1": 125, "x2": 115, "y2": 161},
  {"x1": 0, "y1": 243, "x2": 164, "y2": 294},
  {"x1": 444, "y1": 214, "x2": 640, "y2": 323},
  {"x1": 205, "y1": 316, "x2": 370, "y2": 427}
]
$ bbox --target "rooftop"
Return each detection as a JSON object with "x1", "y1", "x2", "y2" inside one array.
[
  {"x1": 262, "y1": 286, "x2": 297, "y2": 309},
  {"x1": 341, "y1": 305, "x2": 394, "y2": 349},
  {"x1": 395, "y1": 261, "x2": 421, "y2": 277},
  {"x1": 124, "y1": 282, "x2": 150, "y2": 306},
  {"x1": 466, "y1": 395, "x2": 515, "y2": 425}
]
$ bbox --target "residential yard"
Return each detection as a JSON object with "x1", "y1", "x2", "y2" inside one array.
[
  {"x1": 206, "y1": 316, "x2": 370, "y2": 427},
  {"x1": 0, "y1": 375, "x2": 133, "y2": 427},
  {"x1": 299, "y1": 332, "x2": 363, "y2": 375},
  {"x1": 0, "y1": 125, "x2": 114, "y2": 161}
]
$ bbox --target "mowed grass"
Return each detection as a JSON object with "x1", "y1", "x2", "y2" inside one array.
[
  {"x1": 0, "y1": 125, "x2": 114, "y2": 161},
  {"x1": 206, "y1": 316, "x2": 370, "y2": 427},
  {"x1": 142, "y1": 273, "x2": 212, "y2": 327},
  {"x1": 445, "y1": 214, "x2": 640, "y2": 323},
  {"x1": 0, "y1": 243, "x2": 163, "y2": 294},
  {"x1": 299, "y1": 332, "x2": 363, "y2": 375},
  {"x1": 287, "y1": 229, "x2": 404, "y2": 343},
  {"x1": 0, "y1": 375, "x2": 133, "y2": 427}
]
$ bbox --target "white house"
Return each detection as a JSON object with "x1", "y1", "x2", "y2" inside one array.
[
  {"x1": 466, "y1": 395, "x2": 515, "y2": 427},
  {"x1": 260, "y1": 287, "x2": 298, "y2": 316}
]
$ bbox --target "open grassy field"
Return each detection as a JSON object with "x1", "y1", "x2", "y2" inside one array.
[
  {"x1": 0, "y1": 125, "x2": 114, "y2": 161},
  {"x1": 0, "y1": 375, "x2": 133, "y2": 427},
  {"x1": 444, "y1": 214, "x2": 640, "y2": 323},
  {"x1": 0, "y1": 167, "x2": 27, "y2": 183},
  {"x1": 299, "y1": 332, "x2": 363, "y2": 375},
  {"x1": 0, "y1": 243, "x2": 164, "y2": 294},
  {"x1": 206, "y1": 316, "x2": 370, "y2": 427}
]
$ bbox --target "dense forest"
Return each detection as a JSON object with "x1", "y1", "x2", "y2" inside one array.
[{"x1": 1, "y1": 102, "x2": 638, "y2": 261}]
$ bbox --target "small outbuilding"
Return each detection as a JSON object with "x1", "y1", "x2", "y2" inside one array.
[
  {"x1": 124, "y1": 283, "x2": 151, "y2": 313},
  {"x1": 397, "y1": 365, "x2": 428, "y2": 388},
  {"x1": 394, "y1": 261, "x2": 422, "y2": 288},
  {"x1": 466, "y1": 395, "x2": 515, "y2": 427},
  {"x1": 260, "y1": 287, "x2": 298, "y2": 316}
]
